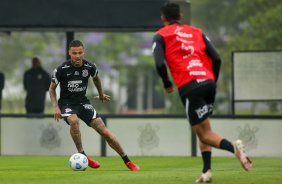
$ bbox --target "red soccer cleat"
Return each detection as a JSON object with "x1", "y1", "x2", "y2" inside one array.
[
  {"x1": 126, "y1": 161, "x2": 140, "y2": 171},
  {"x1": 86, "y1": 156, "x2": 100, "y2": 168}
]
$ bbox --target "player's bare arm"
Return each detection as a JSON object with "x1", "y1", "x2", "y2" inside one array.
[
  {"x1": 92, "y1": 75, "x2": 111, "y2": 102},
  {"x1": 49, "y1": 82, "x2": 62, "y2": 122}
]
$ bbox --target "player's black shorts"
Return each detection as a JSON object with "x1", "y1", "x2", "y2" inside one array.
[
  {"x1": 59, "y1": 103, "x2": 100, "y2": 126},
  {"x1": 179, "y1": 81, "x2": 216, "y2": 126}
]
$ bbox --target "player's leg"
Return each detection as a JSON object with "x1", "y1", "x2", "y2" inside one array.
[
  {"x1": 193, "y1": 118, "x2": 251, "y2": 172},
  {"x1": 195, "y1": 140, "x2": 212, "y2": 183},
  {"x1": 192, "y1": 118, "x2": 217, "y2": 183},
  {"x1": 193, "y1": 118, "x2": 228, "y2": 148},
  {"x1": 79, "y1": 103, "x2": 139, "y2": 171},
  {"x1": 66, "y1": 113, "x2": 100, "y2": 168},
  {"x1": 194, "y1": 82, "x2": 251, "y2": 171},
  {"x1": 199, "y1": 140, "x2": 212, "y2": 173},
  {"x1": 60, "y1": 105, "x2": 100, "y2": 168},
  {"x1": 182, "y1": 93, "x2": 214, "y2": 182},
  {"x1": 67, "y1": 114, "x2": 84, "y2": 152},
  {"x1": 89, "y1": 117, "x2": 140, "y2": 171},
  {"x1": 183, "y1": 83, "x2": 251, "y2": 182}
]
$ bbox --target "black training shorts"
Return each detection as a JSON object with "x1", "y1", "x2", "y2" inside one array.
[
  {"x1": 59, "y1": 103, "x2": 100, "y2": 126},
  {"x1": 179, "y1": 81, "x2": 216, "y2": 126}
]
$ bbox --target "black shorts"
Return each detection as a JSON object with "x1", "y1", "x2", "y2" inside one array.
[
  {"x1": 179, "y1": 82, "x2": 216, "y2": 126},
  {"x1": 59, "y1": 103, "x2": 100, "y2": 126}
]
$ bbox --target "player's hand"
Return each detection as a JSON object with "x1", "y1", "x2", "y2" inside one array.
[
  {"x1": 54, "y1": 106, "x2": 62, "y2": 122},
  {"x1": 165, "y1": 85, "x2": 174, "y2": 93},
  {"x1": 94, "y1": 94, "x2": 111, "y2": 103}
]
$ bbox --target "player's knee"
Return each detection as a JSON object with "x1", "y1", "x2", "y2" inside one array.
[
  {"x1": 198, "y1": 134, "x2": 209, "y2": 145},
  {"x1": 67, "y1": 115, "x2": 79, "y2": 126}
]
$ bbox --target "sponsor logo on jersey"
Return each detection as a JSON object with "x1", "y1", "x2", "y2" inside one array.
[
  {"x1": 176, "y1": 36, "x2": 194, "y2": 44},
  {"x1": 174, "y1": 26, "x2": 193, "y2": 38},
  {"x1": 74, "y1": 71, "x2": 79, "y2": 75},
  {"x1": 187, "y1": 60, "x2": 202, "y2": 69},
  {"x1": 68, "y1": 81, "x2": 81, "y2": 88},
  {"x1": 67, "y1": 73, "x2": 72, "y2": 76},
  {"x1": 182, "y1": 44, "x2": 194, "y2": 59},
  {"x1": 82, "y1": 69, "x2": 88, "y2": 77},
  {"x1": 62, "y1": 64, "x2": 70, "y2": 69},
  {"x1": 189, "y1": 71, "x2": 206, "y2": 76},
  {"x1": 69, "y1": 80, "x2": 82, "y2": 84},
  {"x1": 176, "y1": 36, "x2": 189, "y2": 43},
  {"x1": 67, "y1": 80, "x2": 86, "y2": 92}
]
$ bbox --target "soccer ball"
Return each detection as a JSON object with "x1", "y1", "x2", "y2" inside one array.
[{"x1": 69, "y1": 153, "x2": 88, "y2": 171}]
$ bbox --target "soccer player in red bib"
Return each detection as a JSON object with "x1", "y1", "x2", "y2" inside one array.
[
  {"x1": 152, "y1": 2, "x2": 251, "y2": 182},
  {"x1": 49, "y1": 40, "x2": 139, "y2": 171}
]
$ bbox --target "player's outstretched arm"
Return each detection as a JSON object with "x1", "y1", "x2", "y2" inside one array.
[
  {"x1": 49, "y1": 82, "x2": 62, "y2": 122},
  {"x1": 94, "y1": 94, "x2": 111, "y2": 102},
  {"x1": 92, "y1": 75, "x2": 111, "y2": 102}
]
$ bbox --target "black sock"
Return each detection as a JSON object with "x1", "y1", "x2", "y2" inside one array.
[
  {"x1": 202, "y1": 151, "x2": 211, "y2": 173},
  {"x1": 122, "y1": 155, "x2": 130, "y2": 164},
  {"x1": 219, "y1": 139, "x2": 234, "y2": 153},
  {"x1": 79, "y1": 151, "x2": 87, "y2": 156}
]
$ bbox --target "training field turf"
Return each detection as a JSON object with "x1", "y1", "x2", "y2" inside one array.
[{"x1": 0, "y1": 156, "x2": 281, "y2": 184}]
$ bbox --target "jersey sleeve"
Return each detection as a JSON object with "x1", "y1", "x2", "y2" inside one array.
[
  {"x1": 152, "y1": 33, "x2": 173, "y2": 88},
  {"x1": 89, "y1": 62, "x2": 98, "y2": 77},
  {"x1": 202, "y1": 34, "x2": 221, "y2": 82},
  {"x1": 51, "y1": 65, "x2": 62, "y2": 84}
]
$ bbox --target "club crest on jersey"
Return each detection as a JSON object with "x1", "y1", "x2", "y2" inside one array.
[{"x1": 82, "y1": 69, "x2": 88, "y2": 77}]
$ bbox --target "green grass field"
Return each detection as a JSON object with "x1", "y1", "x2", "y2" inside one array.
[{"x1": 0, "y1": 156, "x2": 281, "y2": 184}]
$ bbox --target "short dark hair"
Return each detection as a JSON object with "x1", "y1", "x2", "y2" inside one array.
[
  {"x1": 161, "y1": 1, "x2": 180, "y2": 22},
  {"x1": 69, "y1": 40, "x2": 84, "y2": 50},
  {"x1": 32, "y1": 56, "x2": 40, "y2": 62}
]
